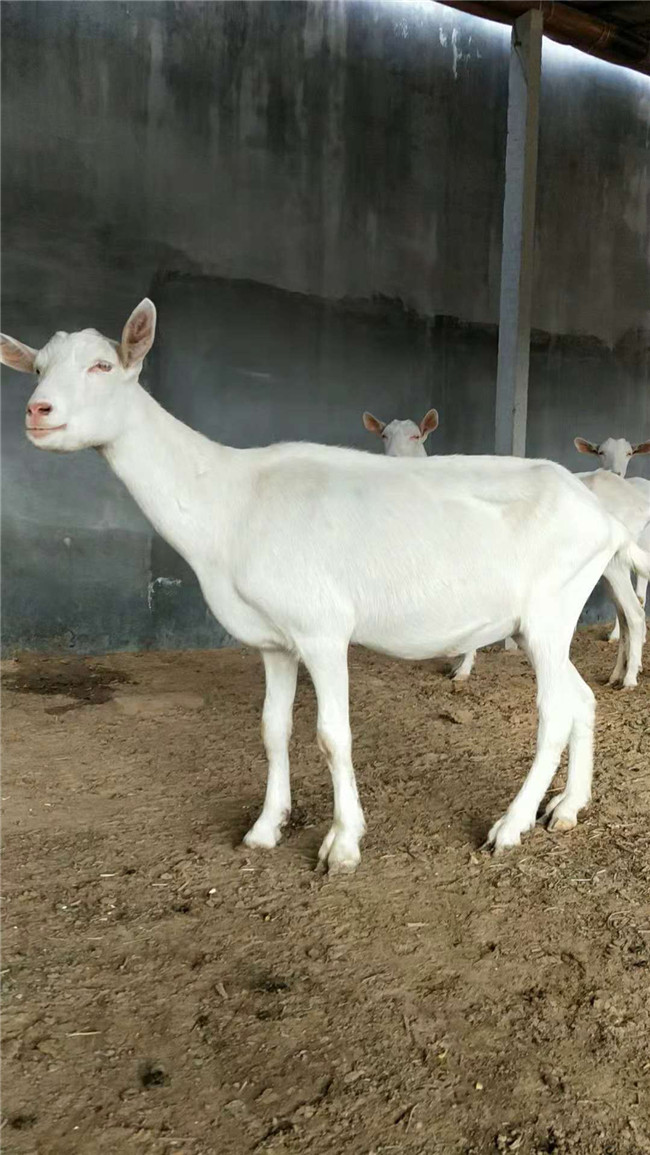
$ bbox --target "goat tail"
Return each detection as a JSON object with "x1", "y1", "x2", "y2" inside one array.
[{"x1": 618, "y1": 540, "x2": 650, "y2": 581}]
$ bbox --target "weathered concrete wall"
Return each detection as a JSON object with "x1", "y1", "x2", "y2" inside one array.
[{"x1": 2, "y1": 1, "x2": 648, "y2": 652}]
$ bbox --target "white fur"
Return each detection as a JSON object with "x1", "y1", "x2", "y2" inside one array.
[
  {"x1": 3, "y1": 303, "x2": 648, "y2": 868},
  {"x1": 574, "y1": 436, "x2": 650, "y2": 647},
  {"x1": 362, "y1": 409, "x2": 439, "y2": 457},
  {"x1": 456, "y1": 478, "x2": 649, "y2": 688},
  {"x1": 575, "y1": 472, "x2": 649, "y2": 686},
  {"x1": 628, "y1": 480, "x2": 650, "y2": 632},
  {"x1": 376, "y1": 410, "x2": 650, "y2": 687},
  {"x1": 380, "y1": 418, "x2": 427, "y2": 457},
  {"x1": 575, "y1": 435, "x2": 650, "y2": 478}
]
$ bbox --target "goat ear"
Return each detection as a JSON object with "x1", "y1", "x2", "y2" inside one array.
[
  {"x1": 120, "y1": 299, "x2": 157, "y2": 368},
  {"x1": 0, "y1": 334, "x2": 38, "y2": 374},
  {"x1": 363, "y1": 411, "x2": 385, "y2": 436},
  {"x1": 632, "y1": 441, "x2": 650, "y2": 456},
  {"x1": 574, "y1": 437, "x2": 599, "y2": 456},
  {"x1": 419, "y1": 408, "x2": 439, "y2": 440}
]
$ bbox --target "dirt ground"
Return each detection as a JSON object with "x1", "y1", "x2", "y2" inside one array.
[{"x1": 2, "y1": 628, "x2": 650, "y2": 1155}]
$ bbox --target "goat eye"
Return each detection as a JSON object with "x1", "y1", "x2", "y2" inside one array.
[{"x1": 90, "y1": 361, "x2": 112, "y2": 373}]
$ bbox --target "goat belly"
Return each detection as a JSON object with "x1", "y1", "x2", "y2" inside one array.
[{"x1": 351, "y1": 611, "x2": 518, "y2": 662}]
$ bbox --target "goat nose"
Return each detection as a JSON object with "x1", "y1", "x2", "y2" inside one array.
[{"x1": 27, "y1": 401, "x2": 52, "y2": 417}]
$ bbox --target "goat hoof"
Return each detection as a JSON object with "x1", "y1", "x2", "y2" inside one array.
[
  {"x1": 545, "y1": 793, "x2": 580, "y2": 832},
  {"x1": 317, "y1": 827, "x2": 361, "y2": 874},
  {"x1": 547, "y1": 814, "x2": 577, "y2": 833},
  {"x1": 326, "y1": 858, "x2": 359, "y2": 877},
  {"x1": 243, "y1": 815, "x2": 286, "y2": 849},
  {"x1": 485, "y1": 813, "x2": 532, "y2": 853}
]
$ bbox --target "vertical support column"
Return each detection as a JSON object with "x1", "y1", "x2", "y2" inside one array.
[{"x1": 494, "y1": 8, "x2": 543, "y2": 457}]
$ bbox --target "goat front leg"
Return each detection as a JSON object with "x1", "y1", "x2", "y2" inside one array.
[
  {"x1": 608, "y1": 616, "x2": 621, "y2": 643},
  {"x1": 451, "y1": 634, "x2": 517, "y2": 682},
  {"x1": 244, "y1": 649, "x2": 298, "y2": 850},
  {"x1": 450, "y1": 650, "x2": 475, "y2": 682},
  {"x1": 301, "y1": 640, "x2": 365, "y2": 874}
]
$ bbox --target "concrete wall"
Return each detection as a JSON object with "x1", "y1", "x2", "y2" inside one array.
[{"x1": 2, "y1": 1, "x2": 648, "y2": 653}]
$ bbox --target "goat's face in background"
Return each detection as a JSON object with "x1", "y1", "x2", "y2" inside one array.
[
  {"x1": 574, "y1": 435, "x2": 650, "y2": 478},
  {"x1": 0, "y1": 299, "x2": 156, "y2": 453},
  {"x1": 363, "y1": 408, "x2": 439, "y2": 457}
]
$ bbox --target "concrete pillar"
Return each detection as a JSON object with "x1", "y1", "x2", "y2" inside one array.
[{"x1": 494, "y1": 8, "x2": 543, "y2": 457}]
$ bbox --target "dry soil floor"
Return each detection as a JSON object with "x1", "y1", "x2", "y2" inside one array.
[{"x1": 2, "y1": 629, "x2": 650, "y2": 1155}]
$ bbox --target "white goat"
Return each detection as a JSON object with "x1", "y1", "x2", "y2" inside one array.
[
  {"x1": 368, "y1": 413, "x2": 649, "y2": 688},
  {"x1": 575, "y1": 436, "x2": 650, "y2": 643},
  {"x1": 363, "y1": 409, "x2": 510, "y2": 680},
  {"x1": 363, "y1": 409, "x2": 439, "y2": 456},
  {"x1": 458, "y1": 471, "x2": 649, "y2": 689},
  {"x1": 3, "y1": 301, "x2": 650, "y2": 870},
  {"x1": 574, "y1": 436, "x2": 650, "y2": 479}
]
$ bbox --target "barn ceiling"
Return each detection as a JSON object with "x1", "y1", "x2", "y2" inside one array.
[{"x1": 442, "y1": 2, "x2": 650, "y2": 74}]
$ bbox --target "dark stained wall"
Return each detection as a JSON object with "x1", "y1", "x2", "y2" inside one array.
[{"x1": 2, "y1": 1, "x2": 648, "y2": 652}]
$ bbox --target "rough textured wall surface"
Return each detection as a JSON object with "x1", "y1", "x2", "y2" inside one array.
[{"x1": 2, "y1": 1, "x2": 648, "y2": 652}]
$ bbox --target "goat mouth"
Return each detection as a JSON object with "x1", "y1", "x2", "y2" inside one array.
[{"x1": 26, "y1": 424, "x2": 67, "y2": 437}]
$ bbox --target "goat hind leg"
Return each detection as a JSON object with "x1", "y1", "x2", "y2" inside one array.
[
  {"x1": 487, "y1": 635, "x2": 576, "y2": 852},
  {"x1": 636, "y1": 572, "x2": 648, "y2": 611},
  {"x1": 604, "y1": 561, "x2": 644, "y2": 689},
  {"x1": 607, "y1": 614, "x2": 629, "y2": 688},
  {"x1": 545, "y1": 662, "x2": 595, "y2": 832},
  {"x1": 637, "y1": 573, "x2": 648, "y2": 672}
]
